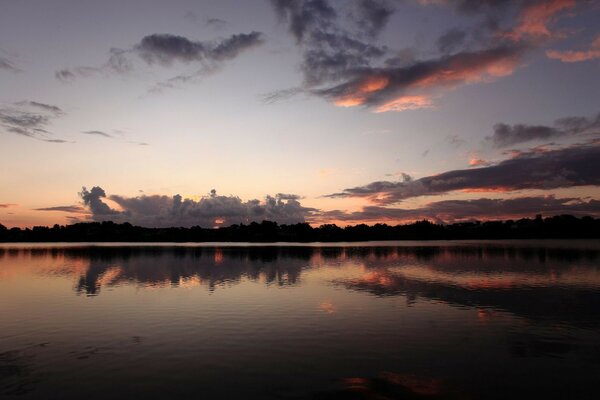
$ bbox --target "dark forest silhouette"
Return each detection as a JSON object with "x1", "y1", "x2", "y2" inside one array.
[{"x1": 1, "y1": 214, "x2": 599, "y2": 242}]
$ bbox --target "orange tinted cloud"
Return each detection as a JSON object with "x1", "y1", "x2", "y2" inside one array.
[
  {"x1": 331, "y1": 46, "x2": 522, "y2": 112},
  {"x1": 469, "y1": 157, "x2": 491, "y2": 167},
  {"x1": 334, "y1": 75, "x2": 389, "y2": 107},
  {"x1": 546, "y1": 35, "x2": 600, "y2": 62},
  {"x1": 503, "y1": 0, "x2": 576, "y2": 41},
  {"x1": 375, "y1": 95, "x2": 433, "y2": 113}
]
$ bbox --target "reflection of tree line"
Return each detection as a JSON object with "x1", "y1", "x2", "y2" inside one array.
[
  {"x1": 2, "y1": 245, "x2": 600, "y2": 326},
  {"x1": 71, "y1": 247, "x2": 310, "y2": 296}
]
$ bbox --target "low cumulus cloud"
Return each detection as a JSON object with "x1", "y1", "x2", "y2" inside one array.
[
  {"x1": 0, "y1": 101, "x2": 69, "y2": 143},
  {"x1": 267, "y1": 0, "x2": 582, "y2": 112},
  {"x1": 319, "y1": 195, "x2": 600, "y2": 223},
  {"x1": 326, "y1": 141, "x2": 600, "y2": 204},
  {"x1": 78, "y1": 186, "x2": 316, "y2": 227},
  {"x1": 489, "y1": 111, "x2": 600, "y2": 147},
  {"x1": 56, "y1": 31, "x2": 264, "y2": 89}
]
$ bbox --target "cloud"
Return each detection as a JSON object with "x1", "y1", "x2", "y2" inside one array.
[
  {"x1": 82, "y1": 130, "x2": 113, "y2": 138},
  {"x1": 0, "y1": 56, "x2": 20, "y2": 73},
  {"x1": 135, "y1": 32, "x2": 263, "y2": 64},
  {"x1": 15, "y1": 101, "x2": 63, "y2": 114},
  {"x1": 489, "y1": 111, "x2": 600, "y2": 147},
  {"x1": 57, "y1": 32, "x2": 264, "y2": 85},
  {"x1": 269, "y1": 0, "x2": 390, "y2": 89},
  {"x1": 35, "y1": 205, "x2": 87, "y2": 213},
  {"x1": 421, "y1": 0, "x2": 576, "y2": 41},
  {"x1": 269, "y1": 0, "x2": 528, "y2": 111},
  {"x1": 326, "y1": 141, "x2": 600, "y2": 204},
  {"x1": 206, "y1": 18, "x2": 228, "y2": 29},
  {"x1": 0, "y1": 101, "x2": 69, "y2": 143},
  {"x1": 546, "y1": 34, "x2": 600, "y2": 62},
  {"x1": 437, "y1": 28, "x2": 467, "y2": 53},
  {"x1": 79, "y1": 186, "x2": 316, "y2": 228},
  {"x1": 349, "y1": 0, "x2": 395, "y2": 38},
  {"x1": 469, "y1": 157, "x2": 491, "y2": 167},
  {"x1": 501, "y1": 0, "x2": 576, "y2": 42},
  {"x1": 81, "y1": 130, "x2": 149, "y2": 145},
  {"x1": 319, "y1": 195, "x2": 600, "y2": 223},
  {"x1": 320, "y1": 44, "x2": 525, "y2": 111},
  {"x1": 0, "y1": 203, "x2": 17, "y2": 208}
]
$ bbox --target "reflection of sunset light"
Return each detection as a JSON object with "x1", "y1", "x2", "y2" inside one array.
[
  {"x1": 214, "y1": 248, "x2": 223, "y2": 264},
  {"x1": 178, "y1": 275, "x2": 202, "y2": 288},
  {"x1": 380, "y1": 372, "x2": 442, "y2": 396},
  {"x1": 477, "y1": 308, "x2": 496, "y2": 322},
  {"x1": 318, "y1": 301, "x2": 336, "y2": 314},
  {"x1": 98, "y1": 266, "x2": 122, "y2": 286}
]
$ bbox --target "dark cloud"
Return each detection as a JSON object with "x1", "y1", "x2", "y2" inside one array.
[
  {"x1": 271, "y1": 0, "x2": 337, "y2": 42},
  {"x1": 206, "y1": 17, "x2": 228, "y2": 29},
  {"x1": 0, "y1": 101, "x2": 69, "y2": 143},
  {"x1": 268, "y1": 0, "x2": 585, "y2": 111},
  {"x1": 327, "y1": 141, "x2": 600, "y2": 204},
  {"x1": 35, "y1": 205, "x2": 87, "y2": 213},
  {"x1": 55, "y1": 66, "x2": 101, "y2": 82},
  {"x1": 269, "y1": 0, "x2": 530, "y2": 111},
  {"x1": 270, "y1": 0, "x2": 389, "y2": 90},
  {"x1": 82, "y1": 130, "x2": 113, "y2": 138},
  {"x1": 79, "y1": 186, "x2": 316, "y2": 228},
  {"x1": 16, "y1": 101, "x2": 63, "y2": 114},
  {"x1": 437, "y1": 28, "x2": 467, "y2": 53},
  {"x1": 319, "y1": 195, "x2": 600, "y2": 223},
  {"x1": 318, "y1": 44, "x2": 525, "y2": 111},
  {"x1": 58, "y1": 32, "x2": 263, "y2": 84},
  {"x1": 489, "y1": 111, "x2": 600, "y2": 147},
  {"x1": 349, "y1": 0, "x2": 395, "y2": 38},
  {"x1": 80, "y1": 187, "x2": 119, "y2": 216},
  {"x1": 0, "y1": 203, "x2": 17, "y2": 208},
  {"x1": 434, "y1": 0, "x2": 513, "y2": 15},
  {"x1": 55, "y1": 69, "x2": 76, "y2": 82},
  {"x1": 0, "y1": 56, "x2": 20, "y2": 73},
  {"x1": 135, "y1": 34, "x2": 207, "y2": 65}
]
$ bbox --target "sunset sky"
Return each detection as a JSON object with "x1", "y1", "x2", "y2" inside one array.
[{"x1": 1, "y1": 0, "x2": 599, "y2": 228}]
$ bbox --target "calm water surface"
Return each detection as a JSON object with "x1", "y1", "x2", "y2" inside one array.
[{"x1": 1, "y1": 240, "x2": 599, "y2": 399}]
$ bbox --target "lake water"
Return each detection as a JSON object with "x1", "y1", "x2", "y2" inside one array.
[{"x1": 1, "y1": 240, "x2": 599, "y2": 399}]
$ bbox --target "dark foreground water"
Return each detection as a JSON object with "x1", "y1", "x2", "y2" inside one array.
[{"x1": 1, "y1": 241, "x2": 599, "y2": 399}]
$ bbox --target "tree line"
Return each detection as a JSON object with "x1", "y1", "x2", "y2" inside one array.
[{"x1": 1, "y1": 214, "x2": 599, "y2": 242}]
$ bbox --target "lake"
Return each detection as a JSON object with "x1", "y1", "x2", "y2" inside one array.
[{"x1": 1, "y1": 240, "x2": 599, "y2": 399}]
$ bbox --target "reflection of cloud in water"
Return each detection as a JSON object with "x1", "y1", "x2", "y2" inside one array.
[
  {"x1": 318, "y1": 372, "x2": 448, "y2": 399},
  {"x1": 1, "y1": 243, "x2": 600, "y2": 328},
  {"x1": 337, "y1": 267, "x2": 600, "y2": 328}
]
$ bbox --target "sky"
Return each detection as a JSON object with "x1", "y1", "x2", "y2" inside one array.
[{"x1": 1, "y1": 0, "x2": 599, "y2": 228}]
